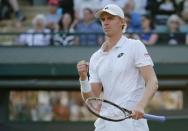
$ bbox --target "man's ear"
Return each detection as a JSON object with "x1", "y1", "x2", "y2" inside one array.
[
  {"x1": 122, "y1": 18, "x2": 127, "y2": 26},
  {"x1": 121, "y1": 19, "x2": 127, "y2": 32}
]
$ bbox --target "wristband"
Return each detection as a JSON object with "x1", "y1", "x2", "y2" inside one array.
[{"x1": 79, "y1": 78, "x2": 92, "y2": 93}]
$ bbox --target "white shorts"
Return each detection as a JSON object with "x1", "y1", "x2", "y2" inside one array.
[{"x1": 94, "y1": 118, "x2": 149, "y2": 131}]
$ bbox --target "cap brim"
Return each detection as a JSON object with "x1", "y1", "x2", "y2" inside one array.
[{"x1": 95, "y1": 9, "x2": 118, "y2": 18}]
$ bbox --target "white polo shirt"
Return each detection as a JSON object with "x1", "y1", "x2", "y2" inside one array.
[{"x1": 89, "y1": 35, "x2": 153, "y2": 109}]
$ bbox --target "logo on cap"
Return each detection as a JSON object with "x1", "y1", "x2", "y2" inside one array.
[{"x1": 104, "y1": 7, "x2": 109, "y2": 10}]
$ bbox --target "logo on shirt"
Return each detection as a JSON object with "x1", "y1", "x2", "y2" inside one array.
[
  {"x1": 104, "y1": 7, "x2": 109, "y2": 10},
  {"x1": 117, "y1": 53, "x2": 124, "y2": 58}
]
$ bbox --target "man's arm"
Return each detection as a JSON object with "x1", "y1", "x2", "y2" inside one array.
[
  {"x1": 81, "y1": 83, "x2": 103, "y2": 101},
  {"x1": 77, "y1": 60, "x2": 102, "y2": 101},
  {"x1": 132, "y1": 65, "x2": 158, "y2": 119}
]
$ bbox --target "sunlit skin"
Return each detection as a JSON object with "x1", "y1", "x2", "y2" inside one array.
[
  {"x1": 98, "y1": 12, "x2": 126, "y2": 52},
  {"x1": 99, "y1": 12, "x2": 125, "y2": 37}
]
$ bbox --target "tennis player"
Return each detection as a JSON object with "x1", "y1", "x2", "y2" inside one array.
[{"x1": 77, "y1": 4, "x2": 158, "y2": 131}]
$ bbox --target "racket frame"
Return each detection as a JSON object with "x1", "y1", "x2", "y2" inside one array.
[
  {"x1": 85, "y1": 97, "x2": 166, "y2": 122},
  {"x1": 85, "y1": 97, "x2": 132, "y2": 122}
]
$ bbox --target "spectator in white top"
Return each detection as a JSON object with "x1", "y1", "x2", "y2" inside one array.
[{"x1": 18, "y1": 14, "x2": 51, "y2": 46}]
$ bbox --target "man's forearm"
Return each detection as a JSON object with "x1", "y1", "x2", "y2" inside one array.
[
  {"x1": 137, "y1": 78, "x2": 158, "y2": 109},
  {"x1": 81, "y1": 91, "x2": 94, "y2": 101},
  {"x1": 80, "y1": 77, "x2": 93, "y2": 101}
]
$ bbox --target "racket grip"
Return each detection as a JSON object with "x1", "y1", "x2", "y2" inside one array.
[{"x1": 144, "y1": 114, "x2": 166, "y2": 122}]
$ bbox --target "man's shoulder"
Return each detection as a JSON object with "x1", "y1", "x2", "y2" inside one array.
[
  {"x1": 125, "y1": 37, "x2": 144, "y2": 47},
  {"x1": 90, "y1": 48, "x2": 101, "y2": 61},
  {"x1": 125, "y1": 36, "x2": 138, "y2": 43}
]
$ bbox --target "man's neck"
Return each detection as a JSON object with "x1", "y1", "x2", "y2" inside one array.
[{"x1": 103, "y1": 33, "x2": 122, "y2": 52}]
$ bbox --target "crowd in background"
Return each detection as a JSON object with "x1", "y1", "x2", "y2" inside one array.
[
  {"x1": 9, "y1": 91, "x2": 96, "y2": 121},
  {"x1": 0, "y1": 0, "x2": 188, "y2": 46},
  {"x1": 9, "y1": 90, "x2": 182, "y2": 121}
]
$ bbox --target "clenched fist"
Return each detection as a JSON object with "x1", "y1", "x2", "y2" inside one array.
[{"x1": 77, "y1": 60, "x2": 89, "y2": 80}]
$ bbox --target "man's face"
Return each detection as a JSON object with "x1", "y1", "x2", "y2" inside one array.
[{"x1": 100, "y1": 12, "x2": 125, "y2": 36}]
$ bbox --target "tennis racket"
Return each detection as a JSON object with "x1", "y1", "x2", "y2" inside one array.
[{"x1": 85, "y1": 97, "x2": 166, "y2": 122}]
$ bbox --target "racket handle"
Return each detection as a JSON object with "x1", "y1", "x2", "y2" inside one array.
[{"x1": 144, "y1": 114, "x2": 166, "y2": 122}]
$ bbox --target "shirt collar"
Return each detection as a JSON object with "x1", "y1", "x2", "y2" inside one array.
[
  {"x1": 99, "y1": 35, "x2": 127, "y2": 54},
  {"x1": 114, "y1": 35, "x2": 126, "y2": 48}
]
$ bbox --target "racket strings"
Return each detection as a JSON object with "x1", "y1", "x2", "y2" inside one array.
[{"x1": 86, "y1": 99, "x2": 127, "y2": 120}]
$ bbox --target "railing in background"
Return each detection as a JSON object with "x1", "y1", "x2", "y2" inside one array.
[{"x1": 0, "y1": 32, "x2": 187, "y2": 46}]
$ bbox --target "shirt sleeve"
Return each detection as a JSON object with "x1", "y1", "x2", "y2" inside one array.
[
  {"x1": 89, "y1": 54, "x2": 101, "y2": 83},
  {"x1": 134, "y1": 40, "x2": 154, "y2": 67}
]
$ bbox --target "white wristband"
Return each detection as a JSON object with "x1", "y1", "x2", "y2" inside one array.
[{"x1": 79, "y1": 78, "x2": 92, "y2": 93}]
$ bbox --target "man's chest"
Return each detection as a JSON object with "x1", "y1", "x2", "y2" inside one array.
[{"x1": 95, "y1": 49, "x2": 134, "y2": 79}]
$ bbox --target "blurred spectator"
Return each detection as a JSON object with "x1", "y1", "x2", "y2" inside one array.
[
  {"x1": 100, "y1": 0, "x2": 128, "y2": 9},
  {"x1": 145, "y1": 0, "x2": 158, "y2": 19},
  {"x1": 124, "y1": 14, "x2": 138, "y2": 39},
  {"x1": 0, "y1": 0, "x2": 25, "y2": 21},
  {"x1": 136, "y1": 14, "x2": 158, "y2": 45},
  {"x1": 181, "y1": 10, "x2": 188, "y2": 24},
  {"x1": 59, "y1": 0, "x2": 74, "y2": 18},
  {"x1": 158, "y1": 14, "x2": 186, "y2": 45},
  {"x1": 8, "y1": 0, "x2": 26, "y2": 21},
  {"x1": 124, "y1": 14, "x2": 133, "y2": 33},
  {"x1": 9, "y1": 91, "x2": 30, "y2": 120},
  {"x1": 178, "y1": 0, "x2": 188, "y2": 14},
  {"x1": 157, "y1": 0, "x2": 178, "y2": 14},
  {"x1": 53, "y1": 13, "x2": 76, "y2": 46},
  {"x1": 123, "y1": 0, "x2": 142, "y2": 32},
  {"x1": 155, "y1": 0, "x2": 178, "y2": 25},
  {"x1": 17, "y1": 14, "x2": 51, "y2": 46},
  {"x1": 35, "y1": 91, "x2": 52, "y2": 121},
  {"x1": 73, "y1": 0, "x2": 100, "y2": 19},
  {"x1": 147, "y1": 91, "x2": 183, "y2": 111},
  {"x1": 178, "y1": 0, "x2": 188, "y2": 24},
  {"x1": 0, "y1": 0, "x2": 12, "y2": 20},
  {"x1": 52, "y1": 92, "x2": 70, "y2": 121},
  {"x1": 133, "y1": 0, "x2": 147, "y2": 15},
  {"x1": 69, "y1": 92, "x2": 95, "y2": 121},
  {"x1": 74, "y1": 8, "x2": 103, "y2": 46},
  {"x1": 46, "y1": 0, "x2": 61, "y2": 30}
]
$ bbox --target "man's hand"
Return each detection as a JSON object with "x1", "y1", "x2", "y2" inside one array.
[
  {"x1": 77, "y1": 60, "x2": 89, "y2": 80},
  {"x1": 131, "y1": 104, "x2": 144, "y2": 120}
]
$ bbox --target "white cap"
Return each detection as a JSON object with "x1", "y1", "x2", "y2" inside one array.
[{"x1": 95, "y1": 4, "x2": 125, "y2": 19}]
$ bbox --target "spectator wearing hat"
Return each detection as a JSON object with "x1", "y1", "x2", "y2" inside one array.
[{"x1": 46, "y1": 0, "x2": 61, "y2": 30}]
